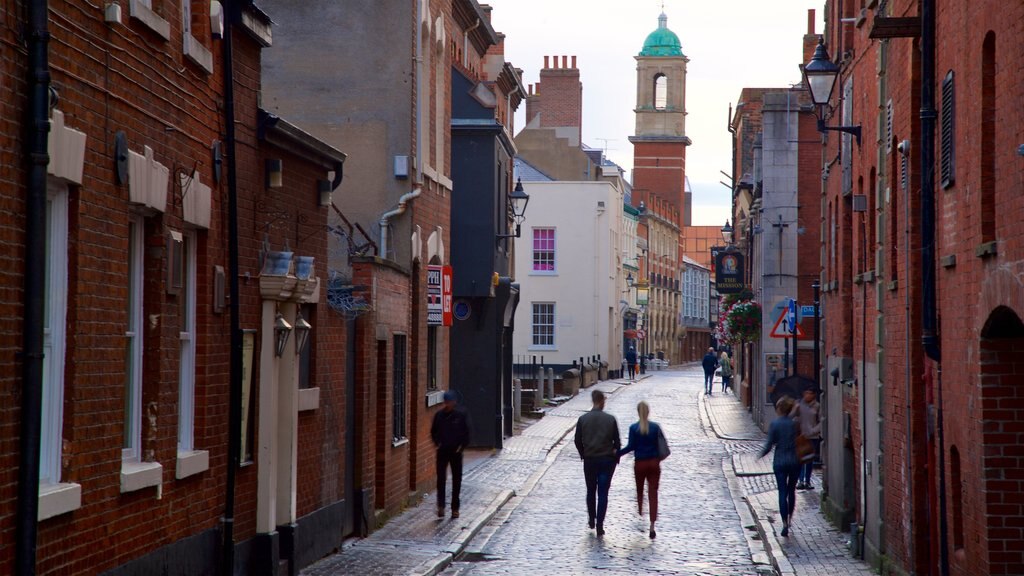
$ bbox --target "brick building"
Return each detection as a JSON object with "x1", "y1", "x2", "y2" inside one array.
[
  {"x1": 796, "y1": 1, "x2": 1024, "y2": 574},
  {"x1": 2, "y1": 2, "x2": 349, "y2": 575}
]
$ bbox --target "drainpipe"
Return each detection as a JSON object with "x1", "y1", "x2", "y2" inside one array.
[
  {"x1": 919, "y1": 0, "x2": 947, "y2": 574},
  {"x1": 17, "y1": 0, "x2": 50, "y2": 573},
  {"x1": 379, "y1": 188, "x2": 422, "y2": 259},
  {"x1": 221, "y1": 1, "x2": 243, "y2": 574},
  {"x1": 462, "y1": 18, "x2": 481, "y2": 69}
]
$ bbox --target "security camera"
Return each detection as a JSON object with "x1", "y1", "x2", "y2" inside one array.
[
  {"x1": 822, "y1": 165, "x2": 830, "y2": 180},
  {"x1": 897, "y1": 140, "x2": 910, "y2": 156}
]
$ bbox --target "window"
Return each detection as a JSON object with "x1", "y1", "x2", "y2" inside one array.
[
  {"x1": 392, "y1": 334, "x2": 407, "y2": 442},
  {"x1": 653, "y1": 74, "x2": 667, "y2": 110},
  {"x1": 951, "y1": 445, "x2": 964, "y2": 551},
  {"x1": 41, "y1": 182, "x2": 69, "y2": 486},
  {"x1": 531, "y1": 303, "x2": 555, "y2": 348},
  {"x1": 178, "y1": 231, "x2": 197, "y2": 451},
  {"x1": 532, "y1": 228, "x2": 555, "y2": 273},
  {"x1": 124, "y1": 215, "x2": 144, "y2": 461},
  {"x1": 181, "y1": 0, "x2": 213, "y2": 73},
  {"x1": 940, "y1": 71, "x2": 955, "y2": 189},
  {"x1": 980, "y1": 34, "x2": 995, "y2": 244},
  {"x1": 427, "y1": 326, "x2": 438, "y2": 390}
]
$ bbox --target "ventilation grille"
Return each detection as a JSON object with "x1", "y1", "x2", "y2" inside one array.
[{"x1": 940, "y1": 70, "x2": 956, "y2": 189}]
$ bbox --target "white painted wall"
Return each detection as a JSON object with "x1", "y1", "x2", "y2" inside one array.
[{"x1": 513, "y1": 181, "x2": 625, "y2": 368}]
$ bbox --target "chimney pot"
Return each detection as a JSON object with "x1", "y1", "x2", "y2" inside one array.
[
  {"x1": 544, "y1": 55, "x2": 549, "y2": 68},
  {"x1": 571, "y1": 55, "x2": 577, "y2": 68},
  {"x1": 562, "y1": 55, "x2": 568, "y2": 68},
  {"x1": 807, "y1": 9, "x2": 815, "y2": 35}
]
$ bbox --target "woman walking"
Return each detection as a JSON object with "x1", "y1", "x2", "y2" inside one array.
[
  {"x1": 719, "y1": 350, "x2": 733, "y2": 393},
  {"x1": 617, "y1": 401, "x2": 667, "y2": 539},
  {"x1": 759, "y1": 396, "x2": 801, "y2": 536}
]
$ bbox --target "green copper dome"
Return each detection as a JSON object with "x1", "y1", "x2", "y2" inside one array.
[{"x1": 640, "y1": 13, "x2": 683, "y2": 57}]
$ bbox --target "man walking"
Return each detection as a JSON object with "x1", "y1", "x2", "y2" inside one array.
[
  {"x1": 625, "y1": 346, "x2": 638, "y2": 380},
  {"x1": 575, "y1": 389, "x2": 621, "y2": 536},
  {"x1": 702, "y1": 347, "x2": 719, "y2": 395},
  {"x1": 432, "y1": 390, "x2": 470, "y2": 519}
]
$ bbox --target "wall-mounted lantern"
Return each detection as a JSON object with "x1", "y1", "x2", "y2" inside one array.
[
  {"x1": 273, "y1": 311, "x2": 292, "y2": 357},
  {"x1": 293, "y1": 311, "x2": 312, "y2": 355},
  {"x1": 801, "y1": 39, "x2": 862, "y2": 146}
]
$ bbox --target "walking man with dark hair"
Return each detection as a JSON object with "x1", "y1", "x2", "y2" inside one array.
[
  {"x1": 575, "y1": 389, "x2": 621, "y2": 536},
  {"x1": 702, "y1": 347, "x2": 719, "y2": 395},
  {"x1": 432, "y1": 390, "x2": 470, "y2": 519}
]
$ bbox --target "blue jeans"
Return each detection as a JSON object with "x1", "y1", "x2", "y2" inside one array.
[
  {"x1": 774, "y1": 464, "x2": 801, "y2": 521},
  {"x1": 584, "y1": 457, "x2": 617, "y2": 527},
  {"x1": 799, "y1": 439, "x2": 821, "y2": 484},
  {"x1": 704, "y1": 371, "x2": 715, "y2": 393}
]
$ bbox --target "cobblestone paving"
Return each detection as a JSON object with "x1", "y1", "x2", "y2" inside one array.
[
  {"x1": 702, "y1": 385, "x2": 877, "y2": 576},
  {"x1": 442, "y1": 367, "x2": 763, "y2": 575}
]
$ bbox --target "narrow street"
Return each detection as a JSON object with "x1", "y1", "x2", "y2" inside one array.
[{"x1": 441, "y1": 365, "x2": 767, "y2": 575}]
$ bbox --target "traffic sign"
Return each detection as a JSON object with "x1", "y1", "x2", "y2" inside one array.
[
  {"x1": 769, "y1": 310, "x2": 805, "y2": 338},
  {"x1": 800, "y1": 305, "x2": 816, "y2": 317}
]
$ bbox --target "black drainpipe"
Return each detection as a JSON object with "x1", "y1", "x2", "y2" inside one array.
[
  {"x1": 919, "y1": 0, "x2": 947, "y2": 574},
  {"x1": 17, "y1": 0, "x2": 50, "y2": 574},
  {"x1": 221, "y1": 1, "x2": 243, "y2": 574}
]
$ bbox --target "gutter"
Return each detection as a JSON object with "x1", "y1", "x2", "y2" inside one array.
[
  {"x1": 379, "y1": 188, "x2": 422, "y2": 259},
  {"x1": 17, "y1": 0, "x2": 50, "y2": 572}
]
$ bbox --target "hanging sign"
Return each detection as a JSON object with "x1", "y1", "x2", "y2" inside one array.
[
  {"x1": 715, "y1": 250, "x2": 745, "y2": 294},
  {"x1": 428, "y1": 265, "x2": 454, "y2": 327}
]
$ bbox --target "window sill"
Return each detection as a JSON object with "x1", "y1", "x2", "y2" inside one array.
[
  {"x1": 425, "y1": 389, "x2": 446, "y2": 407},
  {"x1": 129, "y1": 0, "x2": 170, "y2": 40},
  {"x1": 176, "y1": 449, "x2": 209, "y2": 480},
  {"x1": 38, "y1": 482, "x2": 82, "y2": 521},
  {"x1": 121, "y1": 460, "x2": 163, "y2": 493},
  {"x1": 530, "y1": 271, "x2": 557, "y2": 276},
  {"x1": 183, "y1": 34, "x2": 213, "y2": 74},
  {"x1": 527, "y1": 346, "x2": 557, "y2": 351},
  {"x1": 392, "y1": 438, "x2": 409, "y2": 449},
  {"x1": 298, "y1": 387, "x2": 320, "y2": 412}
]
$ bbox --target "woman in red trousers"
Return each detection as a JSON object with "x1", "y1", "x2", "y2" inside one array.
[{"x1": 617, "y1": 401, "x2": 668, "y2": 539}]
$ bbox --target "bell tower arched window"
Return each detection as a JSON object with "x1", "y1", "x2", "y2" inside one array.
[{"x1": 653, "y1": 74, "x2": 667, "y2": 110}]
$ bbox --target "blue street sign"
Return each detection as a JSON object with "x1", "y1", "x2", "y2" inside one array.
[{"x1": 800, "y1": 305, "x2": 816, "y2": 317}]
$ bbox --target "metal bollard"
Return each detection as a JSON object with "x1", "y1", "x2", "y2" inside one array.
[
  {"x1": 546, "y1": 367, "x2": 555, "y2": 398},
  {"x1": 535, "y1": 366, "x2": 544, "y2": 405},
  {"x1": 513, "y1": 378, "x2": 522, "y2": 421}
]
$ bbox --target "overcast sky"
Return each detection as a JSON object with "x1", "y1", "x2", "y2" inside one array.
[{"x1": 487, "y1": 0, "x2": 820, "y2": 226}]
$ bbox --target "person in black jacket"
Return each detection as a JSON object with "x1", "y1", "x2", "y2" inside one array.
[
  {"x1": 702, "y1": 348, "x2": 719, "y2": 395},
  {"x1": 625, "y1": 347, "x2": 638, "y2": 380},
  {"x1": 431, "y1": 390, "x2": 470, "y2": 519}
]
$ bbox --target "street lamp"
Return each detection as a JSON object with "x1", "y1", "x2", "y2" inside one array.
[
  {"x1": 497, "y1": 178, "x2": 530, "y2": 240},
  {"x1": 721, "y1": 219, "x2": 734, "y2": 246},
  {"x1": 273, "y1": 312, "x2": 293, "y2": 357},
  {"x1": 292, "y1": 310, "x2": 312, "y2": 355},
  {"x1": 802, "y1": 38, "x2": 862, "y2": 146}
]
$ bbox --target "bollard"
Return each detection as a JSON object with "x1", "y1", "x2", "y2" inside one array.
[
  {"x1": 546, "y1": 367, "x2": 555, "y2": 398},
  {"x1": 535, "y1": 365, "x2": 544, "y2": 406},
  {"x1": 513, "y1": 378, "x2": 522, "y2": 421}
]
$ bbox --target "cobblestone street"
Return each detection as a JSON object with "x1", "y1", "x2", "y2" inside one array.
[
  {"x1": 301, "y1": 363, "x2": 876, "y2": 575},
  {"x1": 440, "y1": 367, "x2": 766, "y2": 575}
]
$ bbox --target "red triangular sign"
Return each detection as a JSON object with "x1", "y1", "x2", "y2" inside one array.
[{"x1": 769, "y1": 311, "x2": 805, "y2": 338}]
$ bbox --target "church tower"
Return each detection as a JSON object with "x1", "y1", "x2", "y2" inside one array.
[{"x1": 630, "y1": 12, "x2": 692, "y2": 225}]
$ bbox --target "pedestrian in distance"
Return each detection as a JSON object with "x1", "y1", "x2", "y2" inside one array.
[
  {"x1": 759, "y1": 396, "x2": 801, "y2": 537},
  {"x1": 574, "y1": 389, "x2": 621, "y2": 537},
  {"x1": 789, "y1": 388, "x2": 822, "y2": 490},
  {"x1": 719, "y1": 350, "x2": 733, "y2": 393},
  {"x1": 431, "y1": 390, "x2": 470, "y2": 519},
  {"x1": 617, "y1": 401, "x2": 669, "y2": 539},
  {"x1": 702, "y1": 347, "x2": 719, "y2": 395},
  {"x1": 625, "y1": 346, "x2": 638, "y2": 380}
]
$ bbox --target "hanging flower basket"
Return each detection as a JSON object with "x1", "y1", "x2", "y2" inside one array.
[{"x1": 716, "y1": 295, "x2": 761, "y2": 344}]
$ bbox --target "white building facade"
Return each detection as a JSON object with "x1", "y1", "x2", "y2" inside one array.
[{"x1": 513, "y1": 179, "x2": 627, "y2": 370}]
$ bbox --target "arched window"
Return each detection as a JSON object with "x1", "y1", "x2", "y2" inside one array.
[
  {"x1": 653, "y1": 74, "x2": 667, "y2": 110},
  {"x1": 950, "y1": 445, "x2": 964, "y2": 552}
]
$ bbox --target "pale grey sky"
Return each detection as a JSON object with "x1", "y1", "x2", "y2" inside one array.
[{"x1": 487, "y1": 0, "x2": 820, "y2": 225}]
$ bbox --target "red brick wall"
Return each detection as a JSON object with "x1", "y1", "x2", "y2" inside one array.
[{"x1": 535, "y1": 55, "x2": 582, "y2": 131}]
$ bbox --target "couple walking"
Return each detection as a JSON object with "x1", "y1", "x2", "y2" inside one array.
[
  {"x1": 758, "y1": 389, "x2": 821, "y2": 537},
  {"x1": 701, "y1": 347, "x2": 733, "y2": 395},
  {"x1": 574, "y1": 390, "x2": 669, "y2": 539}
]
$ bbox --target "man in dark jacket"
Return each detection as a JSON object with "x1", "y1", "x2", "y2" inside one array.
[
  {"x1": 702, "y1": 347, "x2": 719, "y2": 395},
  {"x1": 574, "y1": 389, "x2": 621, "y2": 536},
  {"x1": 432, "y1": 390, "x2": 470, "y2": 518},
  {"x1": 625, "y1": 347, "x2": 638, "y2": 380}
]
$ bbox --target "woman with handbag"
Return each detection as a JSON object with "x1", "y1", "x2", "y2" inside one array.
[
  {"x1": 789, "y1": 388, "x2": 822, "y2": 489},
  {"x1": 617, "y1": 401, "x2": 669, "y2": 539},
  {"x1": 759, "y1": 396, "x2": 801, "y2": 537}
]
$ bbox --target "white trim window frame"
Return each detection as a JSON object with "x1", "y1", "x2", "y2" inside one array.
[
  {"x1": 531, "y1": 227, "x2": 556, "y2": 274},
  {"x1": 178, "y1": 230, "x2": 197, "y2": 452},
  {"x1": 41, "y1": 181, "x2": 69, "y2": 486},
  {"x1": 530, "y1": 302, "x2": 556, "y2": 350},
  {"x1": 124, "y1": 215, "x2": 144, "y2": 462}
]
